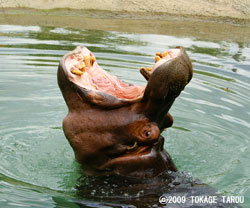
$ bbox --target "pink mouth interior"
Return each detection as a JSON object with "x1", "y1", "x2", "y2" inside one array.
[{"x1": 65, "y1": 47, "x2": 180, "y2": 100}]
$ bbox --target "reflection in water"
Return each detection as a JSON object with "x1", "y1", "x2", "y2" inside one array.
[{"x1": 0, "y1": 25, "x2": 250, "y2": 207}]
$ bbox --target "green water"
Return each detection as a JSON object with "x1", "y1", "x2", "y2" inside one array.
[{"x1": 0, "y1": 24, "x2": 249, "y2": 207}]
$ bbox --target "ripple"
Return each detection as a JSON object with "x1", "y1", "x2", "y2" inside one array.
[
  {"x1": 0, "y1": 24, "x2": 250, "y2": 208},
  {"x1": 181, "y1": 97, "x2": 232, "y2": 111},
  {"x1": 0, "y1": 25, "x2": 41, "y2": 33},
  {"x1": 220, "y1": 97, "x2": 244, "y2": 107},
  {"x1": 215, "y1": 114, "x2": 250, "y2": 129},
  {"x1": 50, "y1": 27, "x2": 80, "y2": 35}
]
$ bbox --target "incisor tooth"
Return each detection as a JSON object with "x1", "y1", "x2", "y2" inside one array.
[
  {"x1": 84, "y1": 56, "x2": 91, "y2": 68},
  {"x1": 80, "y1": 62, "x2": 86, "y2": 68},
  {"x1": 146, "y1": 67, "x2": 152, "y2": 71},
  {"x1": 79, "y1": 62, "x2": 86, "y2": 72},
  {"x1": 155, "y1": 55, "x2": 161, "y2": 63},
  {"x1": 163, "y1": 51, "x2": 168, "y2": 57},
  {"x1": 71, "y1": 69, "x2": 83, "y2": 76},
  {"x1": 156, "y1": 52, "x2": 163, "y2": 58}
]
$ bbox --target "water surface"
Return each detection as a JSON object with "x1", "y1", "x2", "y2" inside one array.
[{"x1": 0, "y1": 24, "x2": 249, "y2": 207}]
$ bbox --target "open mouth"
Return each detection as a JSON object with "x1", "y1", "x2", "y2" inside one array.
[
  {"x1": 58, "y1": 45, "x2": 192, "y2": 177},
  {"x1": 64, "y1": 46, "x2": 181, "y2": 100}
]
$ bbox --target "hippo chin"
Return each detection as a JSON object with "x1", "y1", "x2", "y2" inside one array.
[{"x1": 57, "y1": 46, "x2": 193, "y2": 178}]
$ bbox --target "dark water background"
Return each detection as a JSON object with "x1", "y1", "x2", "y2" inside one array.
[{"x1": 0, "y1": 24, "x2": 249, "y2": 207}]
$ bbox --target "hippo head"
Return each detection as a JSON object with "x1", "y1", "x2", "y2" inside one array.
[{"x1": 57, "y1": 46, "x2": 193, "y2": 178}]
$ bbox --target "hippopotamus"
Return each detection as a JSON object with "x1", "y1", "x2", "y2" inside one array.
[
  {"x1": 58, "y1": 45, "x2": 192, "y2": 178},
  {"x1": 57, "y1": 46, "x2": 241, "y2": 208}
]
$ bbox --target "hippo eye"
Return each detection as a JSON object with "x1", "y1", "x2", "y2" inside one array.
[{"x1": 145, "y1": 131, "x2": 151, "y2": 137}]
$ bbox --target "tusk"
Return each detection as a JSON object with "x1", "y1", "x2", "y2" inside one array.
[
  {"x1": 90, "y1": 56, "x2": 96, "y2": 66},
  {"x1": 84, "y1": 55, "x2": 91, "y2": 68},
  {"x1": 71, "y1": 69, "x2": 83, "y2": 76},
  {"x1": 156, "y1": 52, "x2": 163, "y2": 58},
  {"x1": 163, "y1": 51, "x2": 168, "y2": 57},
  {"x1": 155, "y1": 55, "x2": 161, "y2": 63},
  {"x1": 79, "y1": 62, "x2": 86, "y2": 72},
  {"x1": 140, "y1": 67, "x2": 151, "y2": 81}
]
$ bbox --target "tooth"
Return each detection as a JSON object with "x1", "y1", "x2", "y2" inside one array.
[
  {"x1": 71, "y1": 69, "x2": 83, "y2": 76},
  {"x1": 163, "y1": 51, "x2": 168, "y2": 57},
  {"x1": 156, "y1": 52, "x2": 163, "y2": 58},
  {"x1": 155, "y1": 55, "x2": 161, "y2": 63},
  {"x1": 79, "y1": 67, "x2": 85, "y2": 72},
  {"x1": 140, "y1": 67, "x2": 152, "y2": 72},
  {"x1": 83, "y1": 56, "x2": 91, "y2": 68},
  {"x1": 146, "y1": 67, "x2": 152, "y2": 71},
  {"x1": 90, "y1": 56, "x2": 96, "y2": 66},
  {"x1": 80, "y1": 62, "x2": 86, "y2": 68},
  {"x1": 140, "y1": 67, "x2": 151, "y2": 81},
  {"x1": 79, "y1": 62, "x2": 86, "y2": 72}
]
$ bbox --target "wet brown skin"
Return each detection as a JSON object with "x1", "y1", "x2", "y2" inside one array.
[{"x1": 57, "y1": 46, "x2": 193, "y2": 178}]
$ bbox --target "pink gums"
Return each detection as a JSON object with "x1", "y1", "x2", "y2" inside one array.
[{"x1": 65, "y1": 47, "x2": 180, "y2": 100}]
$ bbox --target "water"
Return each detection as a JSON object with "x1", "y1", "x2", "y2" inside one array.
[{"x1": 0, "y1": 24, "x2": 249, "y2": 207}]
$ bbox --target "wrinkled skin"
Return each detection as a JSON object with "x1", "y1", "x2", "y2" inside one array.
[{"x1": 57, "y1": 46, "x2": 193, "y2": 178}]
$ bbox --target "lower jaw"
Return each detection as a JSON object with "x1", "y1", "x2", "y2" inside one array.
[{"x1": 84, "y1": 137, "x2": 169, "y2": 178}]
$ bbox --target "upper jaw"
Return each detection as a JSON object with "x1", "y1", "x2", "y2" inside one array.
[{"x1": 60, "y1": 46, "x2": 183, "y2": 102}]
